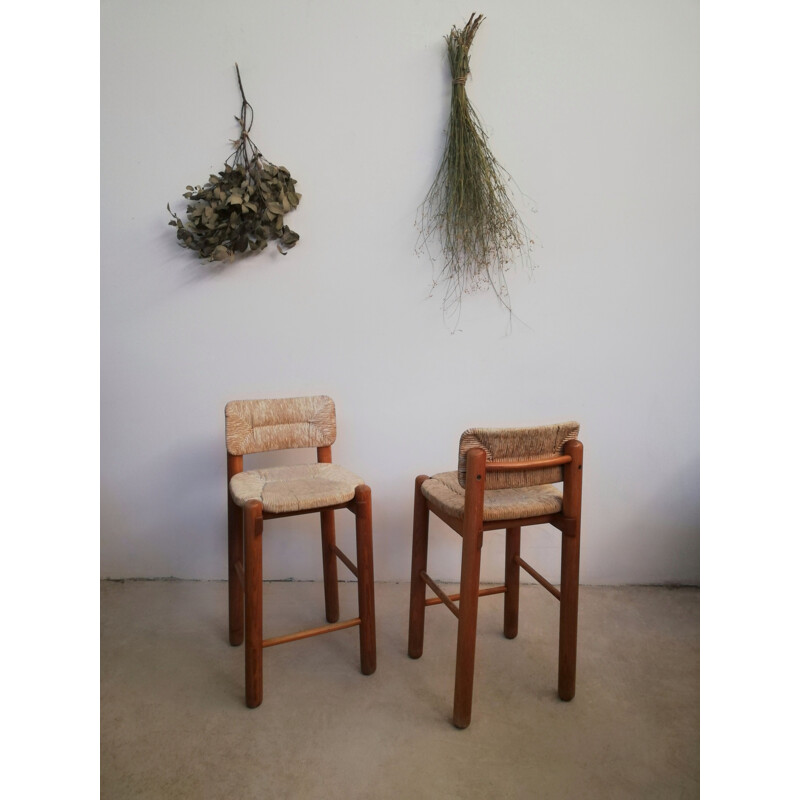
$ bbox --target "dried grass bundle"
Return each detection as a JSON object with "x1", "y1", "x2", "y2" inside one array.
[
  {"x1": 417, "y1": 14, "x2": 533, "y2": 322},
  {"x1": 168, "y1": 64, "x2": 300, "y2": 262}
]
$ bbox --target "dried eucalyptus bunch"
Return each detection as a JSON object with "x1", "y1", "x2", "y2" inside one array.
[
  {"x1": 417, "y1": 14, "x2": 532, "y2": 320},
  {"x1": 168, "y1": 64, "x2": 300, "y2": 262}
]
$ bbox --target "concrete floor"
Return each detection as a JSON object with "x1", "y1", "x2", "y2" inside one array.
[{"x1": 101, "y1": 581, "x2": 699, "y2": 799}]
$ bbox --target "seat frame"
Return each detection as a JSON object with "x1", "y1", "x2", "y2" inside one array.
[
  {"x1": 408, "y1": 439, "x2": 583, "y2": 728},
  {"x1": 228, "y1": 444, "x2": 376, "y2": 709}
]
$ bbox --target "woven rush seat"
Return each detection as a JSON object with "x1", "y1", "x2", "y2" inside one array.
[
  {"x1": 421, "y1": 471, "x2": 563, "y2": 522},
  {"x1": 230, "y1": 463, "x2": 364, "y2": 514}
]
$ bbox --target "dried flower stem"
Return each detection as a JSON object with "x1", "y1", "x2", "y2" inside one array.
[{"x1": 417, "y1": 14, "x2": 533, "y2": 324}]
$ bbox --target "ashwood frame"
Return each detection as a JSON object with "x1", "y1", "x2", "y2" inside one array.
[
  {"x1": 407, "y1": 440, "x2": 583, "y2": 728},
  {"x1": 228, "y1": 444, "x2": 376, "y2": 709}
]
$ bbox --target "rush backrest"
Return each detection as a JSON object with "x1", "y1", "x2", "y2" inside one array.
[
  {"x1": 225, "y1": 396, "x2": 337, "y2": 456},
  {"x1": 457, "y1": 422, "x2": 580, "y2": 490}
]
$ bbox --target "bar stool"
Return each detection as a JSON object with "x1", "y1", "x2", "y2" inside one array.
[
  {"x1": 226, "y1": 395, "x2": 376, "y2": 708},
  {"x1": 407, "y1": 423, "x2": 583, "y2": 728}
]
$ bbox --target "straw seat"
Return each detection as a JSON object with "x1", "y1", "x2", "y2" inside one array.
[
  {"x1": 230, "y1": 463, "x2": 364, "y2": 514},
  {"x1": 422, "y1": 471, "x2": 563, "y2": 521}
]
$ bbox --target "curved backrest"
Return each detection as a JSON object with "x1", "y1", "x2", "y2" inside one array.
[
  {"x1": 458, "y1": 422, "x2": 580, "y2": 489},
  {"x1": 225, "y1": 396, "x2": 337, "y2": 456}
]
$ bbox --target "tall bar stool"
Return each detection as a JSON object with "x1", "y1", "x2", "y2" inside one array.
[
  {"x1": 226, "y1": 395, "x2": 376, "y2": 708},
  {"x1": 407, "y1": 423, "x2": 583, "y2": 728}
]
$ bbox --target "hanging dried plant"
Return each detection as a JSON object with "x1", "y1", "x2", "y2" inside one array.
[
  {"x1": 417, "y1": 14, "x2": 533, "y2": 320},
  {"x1": 168, "y1": 64, "x2": 301, "y2": 262}
]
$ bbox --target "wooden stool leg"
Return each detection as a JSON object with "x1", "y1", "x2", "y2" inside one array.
[
  {"x1": 453, "y1": 525, "x2": 483, "y2": 728},
  {"x1": 320, "y1": 509, "x2": 340, "y2": 623},
  {"x1": 408, "y1": 475, "x2": 430, "y2": 659},
  {"x1": 558, "y1": 524, "x2": 580, "y2": 701},
  {"x1": 244, "y1": 500, "x2": 263, "y2": 708},
  {"x1": 504, "y1": 526, "x2": 521, "y2": 639},
  {"x1": 354, "y1": 484, "x2": 377, "y2": 676},
  {"x1": 228, "y1": 493, "x2": 244, "y2": 646},
  {"x1": 227, "y1": 454, "x2": 244, "y2": 646},
  {"x1": 559, "y1": 439, "x2": 583, "y2": 701},
  {"x1": 453, "y1": 448, "x2": 486, "y2": 729}
]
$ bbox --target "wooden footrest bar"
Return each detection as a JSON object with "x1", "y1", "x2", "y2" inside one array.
[
  {"x1": 514, "y1": 555, "x2": 561, "y2": 600},
  {"x1": 420, "y1": 571, "x2": 460, "y2": 618},
  {"x1": 262, "y1": 617, "x2": 361, "y2": 648},
  {"x1": 333, "y1": 545, "x2": 358, "y2": 577},
  {"x1": 424, "y1": 585, "x2": 507, "y2": 607}
]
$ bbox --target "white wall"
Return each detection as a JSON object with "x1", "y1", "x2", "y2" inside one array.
[{"x1": 101, "y1": 0, "x2": 698, "y2": 584}]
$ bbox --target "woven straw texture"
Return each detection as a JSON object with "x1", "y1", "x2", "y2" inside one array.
[
  {"x1": 229, "y1": 463, "x2": 364, "y2": 514},
  {"x1": 225, "y1": 396, "x2": 336, "y2": 456},
  {"x1": 458, "y1": 422, "x2": 580, "y2": 489},
  {"x1": 422, "y1": 471, "x2": 563, "y2": 521}
]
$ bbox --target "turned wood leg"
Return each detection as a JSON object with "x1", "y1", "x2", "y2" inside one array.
[
  {"x1": 320, "y1": 508, "x2": 340, "y2": 623},
  {"x1": 408, "y1": 475, "x2": 430, "y2": 659},
  {"x1": 228, "y1": 494, "x2": 244, "y2": 646},
  {"x1": 504, "y1": 526, "x2": 521, "y2": 639},
  {"x1": 354, "y1": 485, "x2": 377, "y2": 676},
  {"x1": 244, "y1": 500, "x2": 263, "y2": 708}
]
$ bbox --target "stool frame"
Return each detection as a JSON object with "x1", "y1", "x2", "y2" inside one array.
[
  {"x1": 408, "y1": 439, "x2": 583, "y2": 728},
  {"x1": 228, "y1": 444, "x2": 376, "y2": 709}
]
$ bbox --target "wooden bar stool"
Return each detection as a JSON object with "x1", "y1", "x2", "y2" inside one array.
[
  {"x1": 225, "y1": 395, "x2": 376, "y2": 708},
  {"x1": 408, "y1": 423, "x2": 583, "y2": 728}
]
